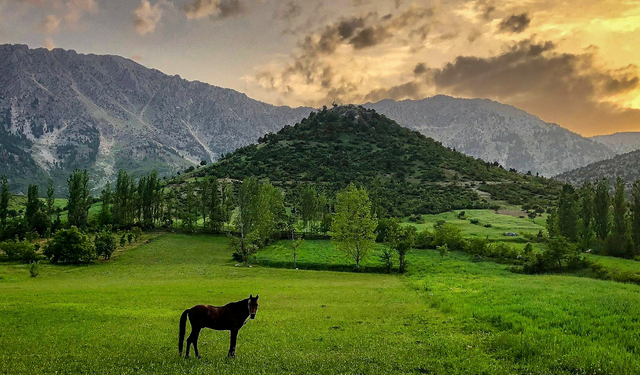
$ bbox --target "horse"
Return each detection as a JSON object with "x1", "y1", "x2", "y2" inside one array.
[{"x1": 178, "y1": 294, "x2": 259, "y2": 358}]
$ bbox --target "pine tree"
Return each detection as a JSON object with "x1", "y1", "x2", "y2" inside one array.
[
  {"x1": 594, "y1": 178, "x2": 610, "y2": 241},
  {"x1": 200, "y1": 178, "x2": 210, "y2": 229}
]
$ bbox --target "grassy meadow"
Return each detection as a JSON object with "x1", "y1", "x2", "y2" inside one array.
[{"x1": 3, "y1": 229, "x2": 640, "y2": 374}]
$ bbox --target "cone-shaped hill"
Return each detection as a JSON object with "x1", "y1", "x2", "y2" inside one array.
[{"x1": 194, "y1": 105, "x2": 560, "y2": 216}]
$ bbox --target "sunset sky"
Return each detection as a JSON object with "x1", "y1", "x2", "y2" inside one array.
[{"x1": 0, "y1": 0, "x2": 639, "y2": 136}]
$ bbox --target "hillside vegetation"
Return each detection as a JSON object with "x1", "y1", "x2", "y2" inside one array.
[{"x1": 194, "y1": 105, "x2": 561, "y2": 216}]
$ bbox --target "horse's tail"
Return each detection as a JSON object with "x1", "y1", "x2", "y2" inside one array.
[{"x1": 178, "y1": 309, "x2": 189, "y2": 355}]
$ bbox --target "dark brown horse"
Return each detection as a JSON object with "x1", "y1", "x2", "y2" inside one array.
[{"x1": 178, "y1": 295, "x2": 259, "y2": 358}]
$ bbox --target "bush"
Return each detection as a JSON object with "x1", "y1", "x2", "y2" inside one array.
[
  {"x1": 414, "y1": 230, "x2": 433, "y2": 249},
  {"x1": 484, "y1": 223, "x2": 492, "y2": 228},
  {"x1": 470, "y1": 218, "x2": 480, "y2": 225},
  {"x1": 95, "y1": 231, "x2": 117, "y2": 260},
  {"x1": 467, "y1": 238, "x2": 489, "y2": 256},
  {"x1": 433, "y1": 223, "x2": 464, "y2": 251},
  {"x1": 131, "y1": 227, "x2": 143, "y2": 242},
  {"x1": 0, "y1": 240, "x2": 38, "y2": 263},
  {"x1": 44, "y1": 227, "x2": 96, "y2": 264},
  {"x1": 29, "y1": 262, "x2": 40, "y2": 277},
  {"x1": 457, "y1": 211, "x2": 466, "y2": 220}
]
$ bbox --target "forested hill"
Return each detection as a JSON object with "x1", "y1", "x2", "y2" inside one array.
[
  {"x1": 556, "y1": 150, "x2": 640, "y2": 186},
  {"x1": 193, "y1": 105, "x2": 560, "y2": 216}
]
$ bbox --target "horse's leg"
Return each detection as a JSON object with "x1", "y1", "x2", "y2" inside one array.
[
  {"x1": 192, "y1": 328, "x2": 202, "y2": 359},
  {"x1": 185, "y1": 326, "x2": 199, "y2": 358},
  {"x1": 228, "y1": 329, "x2": 239, "y2": 357}
]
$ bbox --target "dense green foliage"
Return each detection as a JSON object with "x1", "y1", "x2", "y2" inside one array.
[
  {"x1": 44, "y1": 227, "x2": 95, "y2": 263},
  {"x1": 196, "y1": 106, "x2": 560, "y2": 216},
  {"x1": 331, "y1": 184, "x2": 378, "y2": 270}
]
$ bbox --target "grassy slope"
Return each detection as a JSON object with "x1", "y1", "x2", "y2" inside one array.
[{"x1": 3, "y1": 234, "x2": 640, "y2": 374}]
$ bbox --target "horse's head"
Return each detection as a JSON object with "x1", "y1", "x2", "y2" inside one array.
[{"x1": 248, "y1": 294, "x2": 259, "y2": 319}]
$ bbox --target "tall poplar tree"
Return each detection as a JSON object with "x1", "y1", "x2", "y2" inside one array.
[
  {"x1": 594, "y1": 178, "x2": 610, "y2": 241},
  {"x1": 0, "y1": 175, "x2": 9, "y2": 226},
  {"x1": 632, "y1": 180, "x2": 640, "y2": 255},
  {"x1": 579, "y1": 181, "x2": 595, "y2": 248},
  {"x1": 67, "y1": 169, "x2": 90, "y2": 228},
  {"x1": 557, "y1": 184, "x2": 578, "y2": 242}
]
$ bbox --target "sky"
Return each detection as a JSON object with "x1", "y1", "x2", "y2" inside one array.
[{"x1": 0, "y1": 0, "x2": 639, "y2": 136}]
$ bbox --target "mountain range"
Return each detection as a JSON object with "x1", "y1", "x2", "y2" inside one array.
[
  {"x1": 556, "y1": 150, "x2": 640, "y2": 186},
  {"x1": 0, "y1": 44, "x2": 637, "y2": 194}
]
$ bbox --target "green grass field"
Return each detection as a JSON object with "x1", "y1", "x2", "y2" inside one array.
[{"x1": 3, "y1": 234, "x2": 640, "y2": 374}]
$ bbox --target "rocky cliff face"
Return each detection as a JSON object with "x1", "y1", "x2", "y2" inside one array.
[
  {"x1": 0, "y1": 44, "x2": 311, "y2": 193},
  {"x1": 366, "y1": 96, "x2": 616, "y2": 177}
]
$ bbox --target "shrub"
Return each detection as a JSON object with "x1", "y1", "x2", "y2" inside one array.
[
  {"x1": 457, "y1": 211, "x2": 466, "y2": 220},
  {"x1": 414, "y1": 230, "x2": 433, "y2": 249},
  {"x1": 131, "y1": 227, "x2": 143, "y2": 242},
  {"x1": 484, "y1": 223, "x2": 492, "y2": 228},
  {"x1": 127, "y1": 233, "x2": 134, "y2": 244},
  {"x1": 0, "y1": 240, "x2": 38, "y2": 263},
  {"x1": 470, "y1": 218, "x2": 480, "y2": 225},
  {"x1": 95, "y1": 231, "x2": 117, "y2": 260},
  {"x1": 379, "y1": 246, "x2": 395, "y2": 273},
  {"x1": 467, "y1": 238, "x2": 489, "y2": 256},
  {"x1": 43, "y1": 227, "x2": 95, "y2": 264},
  {"x1": 29, "y1": 262, "x2": 40, "y2": 277},
  {"x1": 433, "y1": 223, "x2": 464, "y2": 251},
  {"x1": 120, "y1": 234, "x2": 126, "y2": 247}
]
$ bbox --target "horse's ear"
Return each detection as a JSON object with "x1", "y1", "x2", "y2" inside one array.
[
  {"x1": 250, "y1": 294, "x2": 253, "y2": 299},
  {"x1": 256, "y1": 294, "x2": 259, "y2": 299}
]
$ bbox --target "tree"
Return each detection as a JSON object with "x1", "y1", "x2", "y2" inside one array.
[
  {"x1": 0, "y1": 175, "x2": 9, "y2": 226},
  {"x1": 594, "y1": 178, "x2": 610, "y2": 241},
  {"x1": 98, "y1": 182, "x2": 113, "y2": 226},
  {"x1": 300, "y1": 185, "x2": 318, "y2": 231},
  {"x1": 207, "y1": 177, "x2": 222, "y2": 231},
  {"x1": 220, "y1": 181, "x2": 234, "y2": 231},
  {"x1": 44, "y1": 227, "x2": 95, "y2": 263},
  {"x1": 25, "y1": 184, "x2": 40, "y2": 230},
  {"x1": 200, "y1": 178, "x2": 210, "y2": 229},
  {"x1": 331, "y1": 184, "x2": 378, "y2": 271},
  {"x1": 557, "y1": 184, "x2": 578, "y2": 242},
  {"x1": 231, "y1": 178, "x2": 260, "y2": 262},
  {"x1": 46, "y1": 180, "x2": 55, "y2": 229},
  {"x1": 579, "y1": 181, "x2": 595, "y2": 249},
  {"x1": 387, "y1": 224, "x2": 416, "y2": 273},
  {"x1": 433, "y1": 223, "x2": 464, "y2": 250},
  {"x1": 545, "y1": 237, "x2": 578, "y2": 269},
  {"x1": 67, "y1": 169, "x2": 90, "y2": 228},
  {"x1": 612, "y1": 178, "x2": 628, "y2": 240},
  {"x1": 94, "y1": 231, "x2": 117, "y2": 260},
  {"x1": 632, "y1": 180, "x2": 640, "y2": 255},
  {"x1": 291, "y1": 238, "x2": 303, "y2": 269}
]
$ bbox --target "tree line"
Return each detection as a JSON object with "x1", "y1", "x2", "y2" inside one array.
[{"x1": 548, "y1": 178, "x2": 640, "y2": 259}]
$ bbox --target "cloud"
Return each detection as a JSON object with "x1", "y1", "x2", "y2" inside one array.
[
  {"x1": 413, "y1": 63, "x2": 427, "y2": 75},
  {"x1": 57, "y1": 0, "x2": 98, "y2": 27},
  {"x1": 182, "y1": 0, "x2": 247, "y2": 20},
  {"x1": 498, "y1": 13, "x2": 531, "y2": 34},
  {"x1": 40, "y1": 14, "x2": 60, "y2": 33},
  {"x1": 431, "y1": 39, "x2": 640, "y2": 135},
  {"x1": 43, "y1": 36, "x2": 55, "y2": 50},
  {"x1": 133, "y1": 0, "x2": 164, "y2": 35},
  {"x1": 364, "y1": 81, "x2": 423, "y2": 102},
  {"x1": 274, "y1": 1, "x2": 301, "y2": 21},
  {"x1": 253, "y1": 4, "x2": 435, "y2": 106}
]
